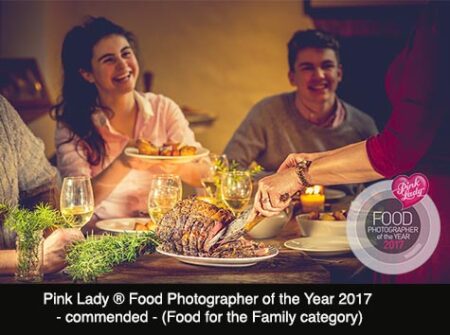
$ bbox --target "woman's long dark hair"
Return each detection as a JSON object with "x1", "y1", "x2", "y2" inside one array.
[{"x1": 51, "y1": 17, "x2": 136, "y2": 166}]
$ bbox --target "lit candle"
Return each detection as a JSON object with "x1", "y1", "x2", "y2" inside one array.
[{"x1": 300, "y1": 185, "x2": 325, "y2": 212}]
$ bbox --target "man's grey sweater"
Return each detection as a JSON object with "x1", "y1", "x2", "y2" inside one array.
[{"x1": 224, "y1": 91, "x2": 378, "y2": 194}]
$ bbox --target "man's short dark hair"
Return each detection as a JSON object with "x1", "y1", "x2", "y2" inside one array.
[{"x1": 288, "y1": 29, "x2": 340, "y2": 72}]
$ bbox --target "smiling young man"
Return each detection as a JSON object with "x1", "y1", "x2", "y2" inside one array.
[{"x1": 224, "y1": 29, "x2": 378, "y2": 194}]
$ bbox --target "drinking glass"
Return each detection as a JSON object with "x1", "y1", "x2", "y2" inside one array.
[
  {"x1": 221, "y1": 171, "x2": 252, "y2": 216},
  {"x1": 15, "y1": 230, "x2": 44, "y2": 282},
  {"x1": 60, "y1": 176, "x2": 94, "y2": 229},
  {"x1": 200, "y1": 154, "x2": 229, "y2": 199},
  {"x1": 147, "y1": 174, "x2": 182, "y2": 224}
]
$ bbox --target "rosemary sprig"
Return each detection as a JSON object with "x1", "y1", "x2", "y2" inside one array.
[
  {"x1": 214, "y1": 159, "x2": 263, "y2": 178},
  {"x1": 65, "y1": 232, "x2": 159, "y2": 282},
  {"x1": 247, "y1": 162, "x2": 264, "y2": 177},
  {"x1": 1, "y1": 203, "x2": 73, "y2": 237},
  {"x1": 1, "y1": 203, "x2": 73, "y2": 280}
]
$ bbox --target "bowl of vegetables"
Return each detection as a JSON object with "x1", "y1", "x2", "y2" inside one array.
[{"x1": 296, "y1": 210, "x2": 347, "y2": 238}]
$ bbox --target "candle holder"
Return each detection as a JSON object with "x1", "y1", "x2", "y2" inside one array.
[{"x1": 300, "y1": 185, "x2": 325, "y2": 213}]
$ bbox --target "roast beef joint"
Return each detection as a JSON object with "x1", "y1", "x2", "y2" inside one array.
[{"x1": 156, "y1": 198, "x2": 270, "y2": 258}]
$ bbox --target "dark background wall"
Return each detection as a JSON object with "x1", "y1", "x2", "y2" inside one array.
[
  {"x1": 338, "y1": 36, "x2": 405, "y2": 130},
  {"x1": 306, "y1": 0, "x2": 424, "y2": 130}
]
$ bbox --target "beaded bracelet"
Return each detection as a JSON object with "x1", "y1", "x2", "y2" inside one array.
[{"x1": 295, "y1": 160, "x2": 312, "y2": 188}]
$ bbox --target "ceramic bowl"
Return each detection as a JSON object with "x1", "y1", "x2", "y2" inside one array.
[
  {"x1": 247, "y1": 207, "x2": 292, "y2": 239},
  {"x1": 296, "y1": 213, "x2": 347, "y2": 238}
]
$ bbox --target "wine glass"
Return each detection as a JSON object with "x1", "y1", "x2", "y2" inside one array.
[
  {"x1": 200, "y1": 154, "x2": 229, "y2": 199},
  {"x1": 60, "y1": 176, "x2": 94, "y2": 229},
  {"x1": 221, "y1": 171, "x2": 252, "y2": 216},
  {"x1": 147, "y1": 174, "x2": 182, "y2": 225}
]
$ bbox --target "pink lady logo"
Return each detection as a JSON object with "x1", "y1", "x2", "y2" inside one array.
[
  {"x1": 348, "y1": 177, "x2": 439, "y2": 275},
  {"x1": 392, "y1": 173, "x2": 429, "y2": 209}
]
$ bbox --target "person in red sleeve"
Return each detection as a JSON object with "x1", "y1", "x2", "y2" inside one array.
[{"x1": 254, "y1": 3, "x2": 450, "y2": 283}]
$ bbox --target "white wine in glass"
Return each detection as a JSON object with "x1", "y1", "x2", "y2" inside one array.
[
  {"x1": 60, "y1": 176, "x2": 94, "y2": 229},
  {"x1": 221, "y1": 171, "x2": 252, "y2": 216},
  {"x1": 148, "y1": 175, "x2": 182, "y2": 224},
  {"x1": 222, "y1": 196, "x2": 250, "y2": 214}
]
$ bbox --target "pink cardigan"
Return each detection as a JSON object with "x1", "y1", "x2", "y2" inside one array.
[{"x1": 56, "y1": 91, "x2": 200, "y2": 220}]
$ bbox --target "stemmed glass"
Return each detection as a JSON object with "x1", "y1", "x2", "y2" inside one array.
[
  {"x1": 60, "y1": 176, "x2": 94, "y2": 229},
  {"x1": 147, "y1": 174, "x2": 182, "y2": 225},
  {"x1": 200, "y1": 154, "x2": 229, "y2": 199},
  {"x1": 221, "y1": 171, "x2": 252, "y2": 216}
]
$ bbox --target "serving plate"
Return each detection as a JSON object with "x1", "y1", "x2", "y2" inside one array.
[
  {"x1": 284, "y1": 237, "x2": 351, "y2": 257},
  {"x1": 124, "y1": 147, "x2": 209, "y2": 163},
  {"x1": 96, "y1": 217, "x2": 155, "y2": 234},
  {"x1": 156, "y1": 246, "x2": 278, "y2": 267},
  {"x1": 324, "y1": 188, "x2": 346, "y2": 200}
]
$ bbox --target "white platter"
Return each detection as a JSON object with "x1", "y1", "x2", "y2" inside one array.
[{"x1": 156, "y1": 246, "x2": 278, "y2": 267}]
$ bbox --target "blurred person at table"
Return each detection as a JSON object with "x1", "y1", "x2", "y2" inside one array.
[
  {"x1": 255, "y1": 4, "x2": 450, "y2": 283},
  {"x1": 52, "y1": 17, "x2": 205, "y2": 223},
  {"x1": 224, "y1": 29, "x2": 378, "y2": 195},
  {"x1": 0, "y1": 95, "x2": 84, "y2": 275}
]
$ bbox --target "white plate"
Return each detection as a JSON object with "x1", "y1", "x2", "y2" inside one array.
[
  {"x1": 96, "y1": 218, "x2": 154, "y2": 234},
  {"x1": 284, "y1": 237, "x2": 351, "y2": 257},
  {"x1": 324, "y1": 188, "x2": 346, "y2": 200},
  {"x1": 156, "y1": 246, "x2": 278, "y2": 267},
  {"x1": 124, "y1": 147, "x2": 209, "y2": 163}
]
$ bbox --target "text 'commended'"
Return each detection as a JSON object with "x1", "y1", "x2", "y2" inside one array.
[{"x1": 42, "y1": 291, "x2": 372, "y2": 326}]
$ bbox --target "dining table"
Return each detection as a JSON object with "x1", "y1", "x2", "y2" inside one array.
[{"x1": 0, "y1": 196, "x2": 366, "y2": 284}]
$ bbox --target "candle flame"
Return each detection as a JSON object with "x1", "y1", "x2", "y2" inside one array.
[{"x1": 305, "y1": 185, "x2": 323, "y2": 195}]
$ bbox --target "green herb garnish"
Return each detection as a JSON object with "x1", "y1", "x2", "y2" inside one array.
[
  {"x1": 1, "y1": 203, "x2": 72, "y2": 236},
  {"x1": 66, "y1": 232, "x2": 159, "y2": 282},
  {"x1": 247, "y1": 162, "x2": 264, "y2": 177},
  {"x1": 1, "y1": 203, "x2": 72, "y2": 281},
  {"x1": 214, "y1": 160, "x2": 263, "y2": 177}
]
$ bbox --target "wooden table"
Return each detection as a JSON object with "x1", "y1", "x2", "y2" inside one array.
[
  {"x1": 0, "y1": 243, "x2": 329, "y2": 284},
  {"x1": 0, "y1": 221, "x2": 362, "y2": 284}
]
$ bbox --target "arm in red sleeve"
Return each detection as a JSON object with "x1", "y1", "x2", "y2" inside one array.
[{"x1": 367, "y1": 7, "x2": 448, "y2": 178}]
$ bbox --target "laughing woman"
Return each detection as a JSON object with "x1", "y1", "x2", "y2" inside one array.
[{"x1": 53, "y1": 17, "x2": 203, "y2": 223}]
